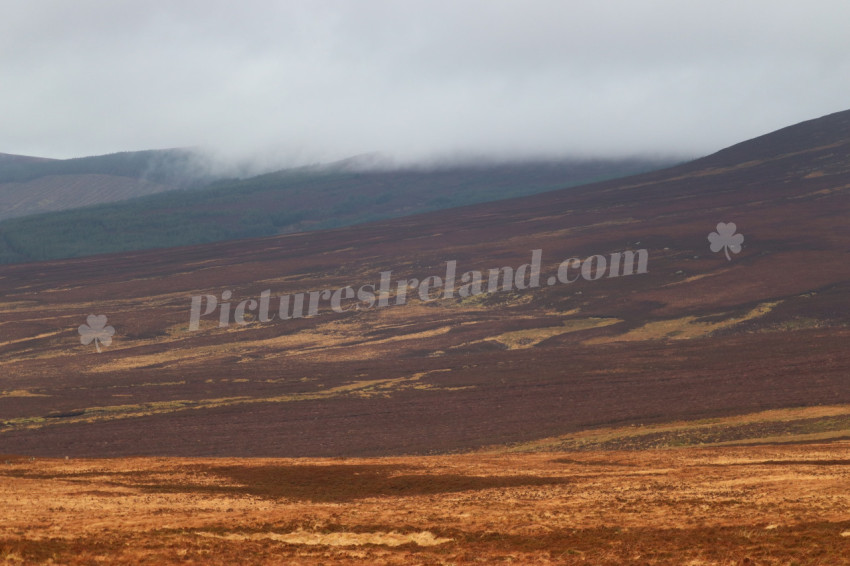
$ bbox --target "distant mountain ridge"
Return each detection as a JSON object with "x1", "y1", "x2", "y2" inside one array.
[
  {"x1": 0, "y1": 152, "x2": 56, "y2": 164},
  {"x1": 0, "y1": 173, "x2": 172, "y2": 220},
  {"x1": 0, "y1": 154, "x2": 673, "y2": 264},
  {"x1": 0, "y1": 148, "x2": 208, "y2": 185},
  {"x1": 0, "y1": 148, "x2": 219, "y2": 223}
]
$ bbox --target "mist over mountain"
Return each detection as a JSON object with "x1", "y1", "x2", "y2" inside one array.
[
  {"x1": 0, "y1": 153, "x2": 673, "y2": 264},
  {"x1": 0, "y1": 146, "x2": 401, "y2": 223}
]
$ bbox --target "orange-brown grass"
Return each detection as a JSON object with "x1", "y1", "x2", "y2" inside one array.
[{"x1": 2, "y1": 442, "x2": 850, "y2": 565}]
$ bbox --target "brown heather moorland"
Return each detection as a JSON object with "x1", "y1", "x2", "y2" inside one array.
[{"x1": 1, "y1": 110, "x2": 850, "y2": 562}]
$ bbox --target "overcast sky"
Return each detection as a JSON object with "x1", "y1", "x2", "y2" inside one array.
[{"x1": 2, "y1": 1, "x2": 849, "y2": 168}]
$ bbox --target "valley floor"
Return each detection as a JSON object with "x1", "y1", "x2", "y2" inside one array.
[{"x1": 2, "y1": 442, "x2": 849, "y2": 564}]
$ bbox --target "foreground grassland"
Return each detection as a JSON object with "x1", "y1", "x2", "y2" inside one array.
[{"x1": 2, "y1": 442, "x2": 849, "y2": 565}]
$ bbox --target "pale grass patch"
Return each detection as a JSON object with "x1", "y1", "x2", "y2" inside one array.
[
  {"x1": 238, "y1": 328, "x2": 358, "y2": 353},
  {"x1": 485, "y1": 404, "x2": 850, "y2": 454},
  {"x1": 0, "y1": 373, "x2": 454, "y2": 432},
  {"x1": 0, "y1": 329, "x2": 65, "y2": 348},
  {"x1": 705, "y1": 430, "x2": 850, "y2": 447},
  {"x1": 487, "y1": 318, "x2": 622, "y2": 349},
  {"x1": 195, "y1": 530, "x2": 452, "y2": 547},
  {"x1": 719, "y1": 473, "x2": 827, "y2": 487},
  {"x1": 456, "y1": 290, "x2": 535, "y2": 309},
  {"x1": 661, "y1": 272, "x2": 716, "y2": 287},
  {"x1": 790, "y1": 183, "x2": 850, "y2": 198},
  {"x1": 0, "y1": 300, "x2": 40, "y2": 312},
  {"x1": 254, "y1": 273, "x2": 322, "y2": 285},
  {"x1": 0, "y1": 389, "x2": 48, "y2": 398},
  {"x1": 88, "y1": 344, "x2": 232, "y2": 373},
  {"x1": 529, "y1": 218, "x2": 640, "y2": 241},
  {"x1": 585, "y1": 301, "x2": 781, "y2": 344},
  {"x1": 364, "y1": 326, "x2": 452, "y2": 346}
]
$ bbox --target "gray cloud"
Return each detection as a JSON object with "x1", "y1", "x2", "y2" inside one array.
[{"x1": 2, "y1": 0, "x2": 849, "y2": 167}]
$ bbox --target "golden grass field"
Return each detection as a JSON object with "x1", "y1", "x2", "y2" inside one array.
[{"x1": 3, "y1": 436, "x2": 850, "y2": 565}]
